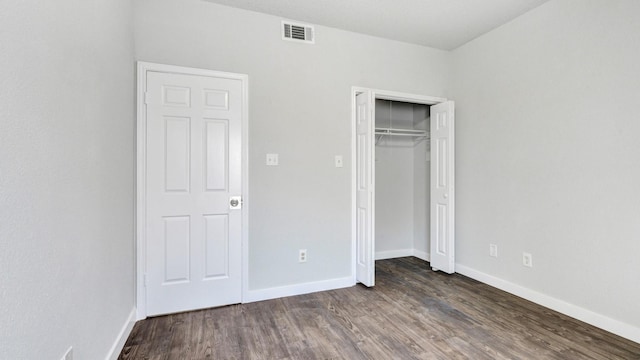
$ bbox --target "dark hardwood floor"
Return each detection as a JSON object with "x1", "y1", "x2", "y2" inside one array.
[{"x1": 120, "y1": 257, "x2": 640, "y2": 359}]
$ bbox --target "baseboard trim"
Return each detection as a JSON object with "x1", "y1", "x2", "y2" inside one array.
[
  {"x1": 244, "y1": 276, "x2": 353, "y2": 303},
  {"x1": 106, "y1": 308, "x2": 136, "y2": 360},
  {"x1": 375, "y1": 249, "x2": 413, "y2": 260},
  {"x1": 413, "y1": 250, "x2": 430, "y2": 262},
  {"x1": 376, "y1": 249, "x2": 430, "y2": 262},
  {"x1": 456, "y1": 264, "x2": 640, "y2": 344}
]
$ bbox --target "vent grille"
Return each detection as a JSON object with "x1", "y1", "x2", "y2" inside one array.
[{"x1": 282, "y1": 21, "x2": 314, "y2": 44}]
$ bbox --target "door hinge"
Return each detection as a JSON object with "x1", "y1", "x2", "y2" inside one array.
[
  {"x1": 143, "y1": 273, "x2": 147, "y2": 287},
  {"x1": 144, "y1": 92, "x2": 150, "y2": 105}
]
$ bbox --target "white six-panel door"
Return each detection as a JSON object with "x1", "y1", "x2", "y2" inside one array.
[
  {"x1": 144, "y1": 70, "x2": 243, "y2": 316},
  {"x1": 355, "y1": 91, "x2": 375, "y2": 287},
  {"x1": 430, "y1": 101, "x2": 455, "y2": 274}
]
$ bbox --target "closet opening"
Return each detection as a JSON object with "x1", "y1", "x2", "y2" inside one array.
[
  {"x1": 374, "y1": 99, "x2": 430, "y2": 262},
  {"x1": 351, "y1": 88, "x2": 455, "y2": 287}
]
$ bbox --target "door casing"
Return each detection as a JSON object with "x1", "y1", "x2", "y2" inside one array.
[
  {"x1": 136, "y1": 62, "x2": 249, "y2": 319},
  {"x1": 350, "y1": 87, "x2": 450, "y2": 284}
]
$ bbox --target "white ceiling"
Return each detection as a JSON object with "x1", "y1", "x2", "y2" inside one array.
[{"x1": 203, "y1": 0, "x2": 551, "y2": 50}]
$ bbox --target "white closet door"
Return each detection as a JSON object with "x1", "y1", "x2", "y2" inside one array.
[
  {"x1": 430, "y1": 101, "x2": 455, "y2": 274},
  {"x1": 355, "y1": 91, "x2": 375, "y2": 287},
  {"x1": 145, "y1": 71, "x2": 243, "y2": 316}
]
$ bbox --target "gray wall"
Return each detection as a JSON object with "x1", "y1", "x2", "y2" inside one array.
[
  {"x1": 452, "y1": 0, "x2": 640, "y2": 333},
  {"x1": 134, "y1": 0, "x2": 451, "y2": 291},
  {"x1": 0, "y1": 0, "x2": 135, "y2": 359}
]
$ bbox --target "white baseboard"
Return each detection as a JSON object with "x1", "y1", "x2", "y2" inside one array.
[
  {"x1": 244, "y1": 276, "x2": 353, "y2": 303},
  {"x1": 376, "y1": 249, "x2": 430, "y2": 262},
  {"x1": 106, "y1": 308, "x2": 136, "y2": 360},
  {"x1": 456, "y1": 264, "x2": 640, "y2": 345},
  {"x1": 244, "y1": 250, "x2": 432, "y2": 304},
  {"x1": 413, "y1": 250, "x2": 430, "y2": 262},
  {"x1": 375, "y1": 249, "x2": 414, "y2": 260}
]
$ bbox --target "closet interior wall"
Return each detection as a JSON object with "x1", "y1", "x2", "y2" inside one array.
[{"x1": 374, "y1": 100, "x2": 430, "y2": 260}]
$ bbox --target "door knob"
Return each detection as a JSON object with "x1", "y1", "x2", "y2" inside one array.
[
  {"x1": 443, "y1": 193, "x2": 448, "y2": 199},
  {"x1": 229, "y1": 196, "x2": 242, "y2": 209}
]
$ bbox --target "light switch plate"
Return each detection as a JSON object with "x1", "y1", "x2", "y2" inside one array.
[
  {"x1": 266, "y1": 153, "x2": 279, "y2": 166},
  {"x1": 335, "y1": 155, "x2": 343, "y2": 168}
]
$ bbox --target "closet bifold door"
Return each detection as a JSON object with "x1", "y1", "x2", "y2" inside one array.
[
  {"x1": 355, "y1": 91, "x2": 375, "y2": 287},
  {"x1": 430, "y1": 101, "x2": 455, "y2": 274}
]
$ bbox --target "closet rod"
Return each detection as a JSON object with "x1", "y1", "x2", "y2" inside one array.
[
  {"x1": 375, "y1": 128, "x2": 428, "y2": 137},
  {"x1": 374, "y1": 132, "x2": 428, "y2": 137},
  {"x1": 375, "y1": 129, "x2": 429, "y2": 145}
]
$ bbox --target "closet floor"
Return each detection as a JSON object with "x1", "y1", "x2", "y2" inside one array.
[{"x1": 119, "y1": 257, "x2": 640, "y2": 359}]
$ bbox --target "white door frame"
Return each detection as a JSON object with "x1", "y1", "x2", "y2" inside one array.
[
  {"x1": 136, "y1": 62, "x2": 249, "y2": 319},
  {"x1": 350, "y1": 86, "x2": 448, "y2": 284}
]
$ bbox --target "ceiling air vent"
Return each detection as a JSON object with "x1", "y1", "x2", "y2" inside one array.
[{"x1": 282, "y1": 21, "x2": 314, "y2": 44}]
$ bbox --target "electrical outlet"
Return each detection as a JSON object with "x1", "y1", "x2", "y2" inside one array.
[
  {"x1": 61, "y1": 347, "x2": 73, "y2": 360},
  {"x1": 298, "y1": 249, "x2": 307, "y2": 263},
  {"x1": 489, "y1": 244, "x2": 498, "y2": 257},
  {"x1": 522, "y1": 252, "x2": 533, "y2": 267},
  {"x1": 266, "y1": 153, "x2": 279, "y2": 166}
]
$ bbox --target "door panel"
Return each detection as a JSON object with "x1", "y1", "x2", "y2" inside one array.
[
  {"x1": 430, "y1": 101, "x2": 455, "y2": 274},
  {"x1": 203, "y1": 214, "x2": 229, "y2": 279},
  {"x1": 164, "y1": 117, "x2": 191, "y2": 192},
  {"x1": 204, "y1": 120, "x2": 228, "y2": 191},
  {"x1": 162, "y1": 216, "x2": 191, "y2": 283},
  {"x1": 355, "y1": 91, "x2": 375, "y2": 287},
  {"x1": 145, "y1": 71, "x2": 242, "y2": 316}
]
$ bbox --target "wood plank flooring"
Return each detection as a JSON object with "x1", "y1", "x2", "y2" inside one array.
[{"x1": 120, "y1": 257, "x2": 640, "y2": 359}]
